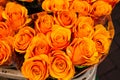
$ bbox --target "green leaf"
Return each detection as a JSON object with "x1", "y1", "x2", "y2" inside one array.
[{"x1": 76, "y1": 66, "x2": 87, "y2": 68}]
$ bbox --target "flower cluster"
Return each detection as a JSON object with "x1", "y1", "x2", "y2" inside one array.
[{"x1": 0, "y1": 0, "x2": 118, "y2": 80}]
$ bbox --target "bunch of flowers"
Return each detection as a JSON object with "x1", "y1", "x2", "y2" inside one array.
[{"x1": 0, "y1": 0, "x2": 118, "y2": 80}]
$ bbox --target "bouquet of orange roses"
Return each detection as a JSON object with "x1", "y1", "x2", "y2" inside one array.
[{"x1": 0, "y1": 0, "x2": 119, "y2": 80}]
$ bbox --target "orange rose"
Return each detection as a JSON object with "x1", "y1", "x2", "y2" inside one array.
[
  {"x1": 42, "y1": 0, "x2": 51, "y2": 11},
  {"x1": 0, "y1": 22, "x2": 13, "y2": 39},
  {"x1": 49, "y1": 50, "x2": 75, "y2": 80},
  {"x1": 76, "y1": 16, "x2": 94, "y2": 26},
  {"x1": 25, "y1": 33, "x2": 50, "y2": 59},
  {"x1": 0, "y1": 38, "x2": 13, "y2": 65},
  {"x1": 21, "y1": 54, "x2": 49, "y2": 80},
  {"x1": 35, "y1": 12, "x2": 54, "y2": 34},
  {"x1": 42, "y1": 0, "x2": 69, "y2": 11},
  {"x1": 73, "y1": 23, "x2": 94, "y2": 38},
  {"x1": 54, "y1": 11, "x2": 77, "y2": 28},
  {"x1": 66, "y1": 37, "x2": 99, "y2": 66},
  {"x1": 50, "y1": 0, "x2": 69, "y2": 11},
  {"x1": 92, "y1": 24, "x2": 111, "y2": 54},
  {"x1": 91, "y1": 1, "x2": 112, "y2": 17},
  {"x1": 73, "y1": 16, "x2": 94, "y2": 38},
  {"x1": 47, "y1": 25, "x2": 71, "y2": 50},
  {"x1": 2, "y1": 2, "x2": 30, "y2": 31},
  {"x1": 101, "y1": 0, "x2": 119, "y2": 7},
  {"x1": 14, "y1": 26, "x2": 35, "y2": 53},
  {"x1": 70, "y1": 0, "x2": 91, "y2": 16}
]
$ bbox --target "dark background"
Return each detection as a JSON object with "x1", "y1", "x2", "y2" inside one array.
[{"x1": 97, "y1": 1, "x2": 120, "y2": 80}]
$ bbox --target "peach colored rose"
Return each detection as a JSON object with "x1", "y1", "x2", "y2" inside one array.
[
  {"x1": 91, "y1": 1, "x2": 112, "y2": 17},
  {"x1": 42, "y1": 0, "x2": 69, "y2": 11},
  {"x1": 92, "y1": 24, "x2": 111, "y2": 54},
  {"x1": 2, "y1": 2, "x2": 30, "y2": 31},
  {"x1": 35, "y1": 12, "x2": 54, "y2": 34},
  {"x1": 73, "y1": 16, "x2": 94, "y2": 38},
  {"x1": 14, "y1": 26, "x2": 35, "y2": 53},
  {"x1": 47, "y1": 25, "x2": 71, "y2": 50},
  {"x1": 54, "y1": 11, "x2": 77, "y2": 28},
  {"x1": 0, "y1": 38, "x2": 13, "y2": 65},
  {"x1": 21, "y1": 54, "x2": 49, "y2": 80},
  {"x1": 66, "y1": 37, "x2": 99, "y2": 66},
  {"x1": 70, "y1": 0, "x2": 91, "y2": 16},
  {"x1": 25, "y1": 33, "x2": 50, "y2": 59},
  {"x1": 0, "y1": 22, "x2": 13, "y2": 39},
  {"x1": 49, "y1": 50, "x2": 75, "y2": 80}
]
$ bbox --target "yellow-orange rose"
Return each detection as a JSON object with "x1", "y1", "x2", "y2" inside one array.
[
  {"x1": 35, "y1": 12, "x2": 54, "y2": 34},
  {"x1": 25, "y1": 33, "x2": 50, "y2": 59},
  {"x1": 91, "y1": 1, "x2": 112, "y2": 17},
  {"x1": 92, "y1": 24, "x2": 111, "y2": 54},
  {"x1": 14, "y1": 26, "x2": 35, "y2": 53},
  {"x1": 70, "y1": 1, "x2": 91, "y2": 16},
  {"x1": 76, "y1": 16, "x2": 94, "y2": 26},
  {"x1": 42, "y1": 0, "x2": 69, "y2": 11},
  {"x1": 54, "y1": 11, "x2": 77, "y2": 28},
  {"x1": 0, "y1": 39, "x2": 12, "y2": 65},
  {"x1": 21, "y1": 54, "x2": 49, "y2": 80},
  {"x1": 42, "y1": 0, "x2": 51, "y2": 11},
  {"x1": 66, "y1": 37, "x2": 99, "y2": 66},
  {"x1": 47, "y1": 25, "x2": 71, "y2": 50},
  {"x1": 49, "y1": 50, "x2": 75, "y2": 80},
  {"x1": 0, "y1": 22, "x2": 13, "y2": 39},
  {"x1": 73, "y1": 16, "x2": 94, "y2": 38},
  {"x1": 73, "y1": 23, "x2": 94, "y2": 38},
  {"x1": 2, "y1": 2, "x2": 30, "y2": 31}
]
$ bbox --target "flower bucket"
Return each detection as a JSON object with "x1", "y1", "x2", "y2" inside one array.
[
  {"x1": 73, "y1": 65, "x2": 97, "y2": 80},
  {"x1": 0, "y1": 0, "x2": 119, "y2": 80}
]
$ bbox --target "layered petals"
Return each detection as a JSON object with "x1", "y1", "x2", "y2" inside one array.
[
  {"x1": 47, "y1": 25, "x2": 71, "y2": 50},
  {"x1": 25, "y1": 33, "x2": 50, "y2": 59},
  {"x1": 91, "y1": 1, "x2": 112, "y2": 17},
  {"x1": 14, "y1": 26, "x2": 35, "y2": 53},
  {"x1": 54, "y1": 11, "x2": 77, "y2": 29},
  {"x1": 21, "y1": 54, "x2": 49, "y2": 80},
  {"x1": 2, "y1": 2, "x2": 30, "y2": 31},
  {"x1": 35, "y1": 12, "x2": 54, "y2": 34},
  {"x1": 49, "y1": 50, "x2": 75, "y2": 80},
  {"x1": 70, "y1": 0, "x2": 91, "y2": 16},
  {"x1": 66, "y1": 37, "x2": 99, "y2": 66},
  {"x1": 92, "y1": 24, "x2": 111, "y2": 54}
]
